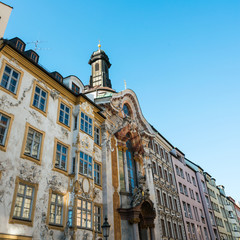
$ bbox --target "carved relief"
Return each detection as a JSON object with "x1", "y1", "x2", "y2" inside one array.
[
  {"x1": 81, "y1": 102, "x2": 94, "y2": 117},
  {"x1": 50, "y1": 89, "x2": 60, "y2": 100},
  {"x1": 19, "y1": 163, "x2": 41, "y2": 183}
]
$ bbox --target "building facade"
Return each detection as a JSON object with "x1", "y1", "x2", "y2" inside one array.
[
  {"x1": 0, "y1": 1, "x2": 12, "y2": 38},
  {"x1": 172, "y1": 149, "x2": 211, "y2": 240},
  {"x1": 0, "y1": 37, "x2": 105, "y2": 240},
  {"x1": 204, "y1": 173, "x2": 232, "y2": 240}
]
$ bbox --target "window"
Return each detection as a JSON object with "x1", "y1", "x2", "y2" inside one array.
[
  {"x1": 94, "y1": 162, "x2": 101, "y2": 186},
  {"x1": 95, "y1": 63, "x2": 99, "y2": 71},
  {"x1": 178, "y1": 225, "x2": 183, "y2": 239},
  {"x1": 175, "y1": 165, "x2": 180, "y2": 176},
  {"x1": 59, "y1": 102, "x2": 71, "y2": 127},
  {"x1": 68, "y1": 209, "x2": 73, "y2": 227},
  {"x1": 74, "y1": 116, "x2": 78, "y2": 130},
  {"x1": 179, "y1": 182, "x2": 184, "y2": 194},
  {"x1": 79, "y1": 152, "x2": 92, "y2": 178},
  {"x1": 169, "y1": 196, "x2": 173, "y2": 209},
  {"x1": 173, "y1": 223, "x2": 178, "y2": 239},
  {"x1": 205, "y1": 196, "x2": 211, "y2": 208},
  {"x1": 0, "y1": 64, "x2": 20, "y2": 94},
  {"x1": 77, "y1": 199, "x2": 92, "y2": 229},
  {"x1": 126, "y1": 140, "x2": 136, "y2": 193},
  {"x1": 21, "y1": 124, "x2": 44, "y2": 164},
  {"x1": 164, "y1": 169, "x2": 168, "y2": 181},
  {"x1": 72, "y1": 82, "x2": 80, "y2": 94},
  {"x1": 30, "y1": 52, "x2": 38, "y2": 62},
  {"x1": 159, "y1": 165, "x2": 163, "y2": 178},
  {"x1": 49, "y1": 192, "x2": 64, "y2": 226},
  {"x1": 123, "y1": 104, "x2": 130, "y2": 117},
  {"x1": 183, "y1": 201, "x2": 188, "y2": 217},
  {"x1": 157, "y1": 190, "x2": 161, "y2": 204},
  {"x1": 193, "y1": 206, "x2": 200, "y2": 221},
  {"x1": 167, "y1": 221, "x2": 172, "y2": 238},
  {"x1": 94, "y1": 205, "x2": 102, "y2": 233},
  {"x1": 204, "y1": 227, "x2": 209, "y2": 240},
  {"x1": 94, "y1": 126, "x2": 100, "y2": 145},
  {"x1": 80, "y1": 112, "x2": 92, "y2": 135},
  {"x1": 16, "y1": 40, "x2": 24, "y2": 51},
  {"x1": 161, "y1": 219, "x2": 166, "y2": 236},
  {"x1": 201, "y1": 181, "x2": 207, "y2": 193},
  {"x1": 174, "y1": 199, "x2": 178, "y2": 212},
  {"x1": 163, "y1": 192, "x2": 168, "y2": 207},
  {"x1": 152, "y1": 162, "x2": 157, "y2": 175},
  {"x1": 192, "y1": 176, "x2": 196, "y2": 186},
  {"x1": 196, "y1": 192, "x2": 200, "y2": 202},
  {"x1": 169, "y1": 173, "x2": 173, "y2": 185},
  {"x1": 183, "y1": 185, "x2": 188, "y2": 196},
  {"x1": 187, "y1": 204, "x2": 193, "y2": 219},
  {"x1": 0, "y1": 111, "x2": 13, "y2": 151},
  {"x1": 54, "y1": 140, "x2": 69, "y2": 173},
  {"x1": 32, "y1": 85, "x2": 48, "y2": 113},
  {"x1": 10, "y1": 177, "x2": 38, "y2": 226},
  {"x1": 180, "y1": 168, "x2": 184, "y2": 178}
]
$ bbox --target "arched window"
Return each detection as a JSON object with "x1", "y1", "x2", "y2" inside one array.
[
  {"x1": 123, "y1": 104, "x2": 130, "y2": 117},
  {"x1": 126, "y1": 140, "x2": 136, "y2": 193},
  {"x1": 95, "y1": 63, "x2": 99, "y2": 71}
]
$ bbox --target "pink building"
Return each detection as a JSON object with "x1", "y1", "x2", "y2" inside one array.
[{"x1": 171, "y1": 148, "x2": 211, "y2": 240}]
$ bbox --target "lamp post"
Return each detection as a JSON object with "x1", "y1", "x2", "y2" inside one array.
[{"x1": 101, "y1": 216, "x2": 110, "y2": 240}]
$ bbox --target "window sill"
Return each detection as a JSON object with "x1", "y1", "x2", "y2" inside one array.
[
  {"x1": 79, "y1": 129, "x2": 93, "y2": 139},
  {"x1": 53, "y1": 167, "x2": 69, "y2": 176},
  {"x1": 30, "y1": 104, "x2": 47, "y2": 117},
  {"x1": 21, "y1": 154, "x2": 41, "y2": 165},
  {"x1": 57, "y1": 120, "x2": 71, "y2": 131},
  {"x1": 94, "y1": 183, "x2": 102, "y2": 190},
  {"x1": 0, "y1": 144, "x2": 7, "y2": 152},
  {"x1": 48, "y1": 223, "x2": 64, "y2": 231},
  {"x1": 9, "y1": 217, "x2": 33, "y2": 227}
]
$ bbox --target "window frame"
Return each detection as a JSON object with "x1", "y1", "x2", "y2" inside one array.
[
  {"x1": 94, "y1": 161, "x2": 102, "y2": 188},
  {"x1": 52, "y1": 138, "x2": 70, "y2": 176},
  {"x1": 20, "y1": 123, "x2": 45, "y2": 165},
  {"x1": 76, "y1": 198, "x2": 93, "y2": 229},
  {"x1": 72, "y1": 82, "x2": 80, "y2": 94},
  {"x1": 0, "y1": 109, "x2": 14, "y2": 152},
  {"x1": 93, "y1": 203, "x2": 103, "y2": 234},
  {"x1": 94, "y1": 125, "x2": 101, "y2": 146},
  {"x1": 46, "y1": 189, "x2": 66, "y2": 230},
  {"x1": 79, "y1": 151, "x2": 93, "y2": 178},
  {"x1": 80, "y1": 111, "x2": 93, "y2": 136},
  {"x1": 30, "y1": 81, "x2": 49, "y2": 116},
  {"x1": 9, "y1": 177, "x2": 38, "y2": 226},
  {"x1": 57, "y1": 99, "x2": 72, "y2": 130},
  {"x1": 0, "y1": 59, "x2": 23, "y2": 99}
]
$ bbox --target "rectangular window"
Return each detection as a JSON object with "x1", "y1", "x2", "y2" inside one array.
[
  {"x1": 159, "y1": 165, "x2": 163, "y2": 178},
  {"x1": 187, "y1": 204, "x2": 193, "y2": 219},
  {"x1": 77, "y1": 199, "x2": 92, "y2": 229},
  {"x1": 183, "y1": 201, "x2": 188, "y2": 217},
  {"x1": 169, "y1": 173, "x2": 173, "y2": 185},
  {"x1": 183, "y1": 185, "x2": 188, "y2": 196},
  {"x1": 0, "y1": 112, "x2": 10, "y2": 147},
  {"x1": 196, "y1": 192, "x2": 200, "y2": 202},
  {"x1": 175, "y1": 165, "x2": 180, "y2": 176},
  {"x1": 79, "y1": 152, "x2": 92, "y2": 178},
  {"x1": 163, "y1": 192, "x2": 168, "y2": 207},
  {"x1": 1, "y1": 64, "x2": 20, "y2": 94},
  {"x1": 167, "y1": 221, "x2": 172, "y2": 238},
  {"x1": 152, "y1": 162, "x2": 157, "y2": 175},
  {"x1": 169, "y1": 196, "x2": 173, "y2": 209},
  {"x1": 24, "y1": 127, "x2": 42, "y2": 160},
  {"x1": 13, "y1": 183, "x2": 34, "y2": 220},
  {"x1": 49, "y1": 192, "x2": 64, "y2": 226},
  {"x1": 59, "y1": 102, "x2": 70, "y2": 127},
  {"x1": 80, "y1": 112, "x2": 92, "y2": 136},
  {"x1": 180, "y1": 168, "x2": 184, "y2": 178},
  {"x1": 192, "y1": 176, "x2": 196, "y2": 186},
  {"x1": 179, "y1": 182, "x2": 184, "y2": 194},
  {"x1": 173, "y1": 223, "x2": 178, "y2": 239},
  {"x1": 72, "y1": 82, "x2": 80, "y2": 94},
  {"x1": 32, "y1": 85, "x2": 48, "y2": 112},
  {"x1": 157, "y1": 189, "x2": 161, "y2": 204},
  {"x1": 10, "y1": 177, "x2": 38, "y2": 226},
  {"x1": 161, "y1": 219, "x2": 166, "y2": 236},
  {"x1": 94, "y1": 126, "x2": 100, "y2": 145},
  {"x1": 94, "y1": 205, "x2": 102, "y2": 233},
  {"x1": 55, "y1": 141, "x2": 68, "y2": 172},
  {"x1": 94, "y1": 162, "x2": 101, "y2": 186},
  {"x1": 164, "y1": 169, "x2": 168, "y2": 181},
  {"x1": 179, "y1": 225, "x2": 183, "y2": 239},
  {"x1": 174, "y1": 199, "x2": 178, "y2": 212}
]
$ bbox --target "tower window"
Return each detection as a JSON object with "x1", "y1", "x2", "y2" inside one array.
[
  {"x1": 95, "y1": 63, "x2": 99, "y2": 71},
  {"x1": 105, "y1": 64, "x2": 108, "y2": 74}
]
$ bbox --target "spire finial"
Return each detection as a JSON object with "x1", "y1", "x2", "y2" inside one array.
[
  {"x1": 124, "y1": 80, "x2": 127, "y2": 90},
  {"x1": 98, "y1": 40, "x2": 101, "y2": 49}
]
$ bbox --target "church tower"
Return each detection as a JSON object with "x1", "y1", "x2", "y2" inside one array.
[{"x1": 88, "y1": 42, "x2": 112, "y2": 88}]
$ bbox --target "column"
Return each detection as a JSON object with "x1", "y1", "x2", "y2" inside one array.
[{"x1": 133, "y1": 223, "x2": 140, "y2": 240}]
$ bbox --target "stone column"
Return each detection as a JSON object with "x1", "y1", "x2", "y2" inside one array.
[
  {"x1": 133, "y1": 223, "x2": 140, "y2": 240},
  {"x1": 150, "y1": 227, "x2": 156, "y2": 240}
]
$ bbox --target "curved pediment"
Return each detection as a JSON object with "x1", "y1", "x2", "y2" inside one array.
[{"x1": 110, "y1": 89, "x2": 155, "y2": 138}]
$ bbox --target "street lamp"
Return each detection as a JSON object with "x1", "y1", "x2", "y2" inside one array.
[{"x1": 101, "y1": 216, "x2": 110, "y2": 239}]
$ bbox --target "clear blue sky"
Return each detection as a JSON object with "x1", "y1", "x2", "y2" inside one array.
[{"x1": 3, "y1": 0, "x2": 240, "y2": 201}]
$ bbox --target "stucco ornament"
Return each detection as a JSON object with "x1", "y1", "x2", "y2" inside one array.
[
  {"x1": 0, "y1": 80, "x2": 33, "y2": 108},
  {"x1": 50, "y1": 89, "x2": 60, "y2": 100},
  {"x1": 131, "y1": 171, "x2": 150, "y2": 207},
  {"x1": 63, "y1": 221, "x2": 73, "y2": 240},
  {"x1": 81, "y1": 101, "x2": 94, "y2": 117},
  {"x1": 48, "y1": 175, "x2": 63, "y2": 191},
  {"x1": 19, "y1": 164, "x2": 41, "y2": 183}
]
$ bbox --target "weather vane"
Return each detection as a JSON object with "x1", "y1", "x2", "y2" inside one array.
[{"x1": 98, "y1": 40, "x2": 101, "y2": 49}]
